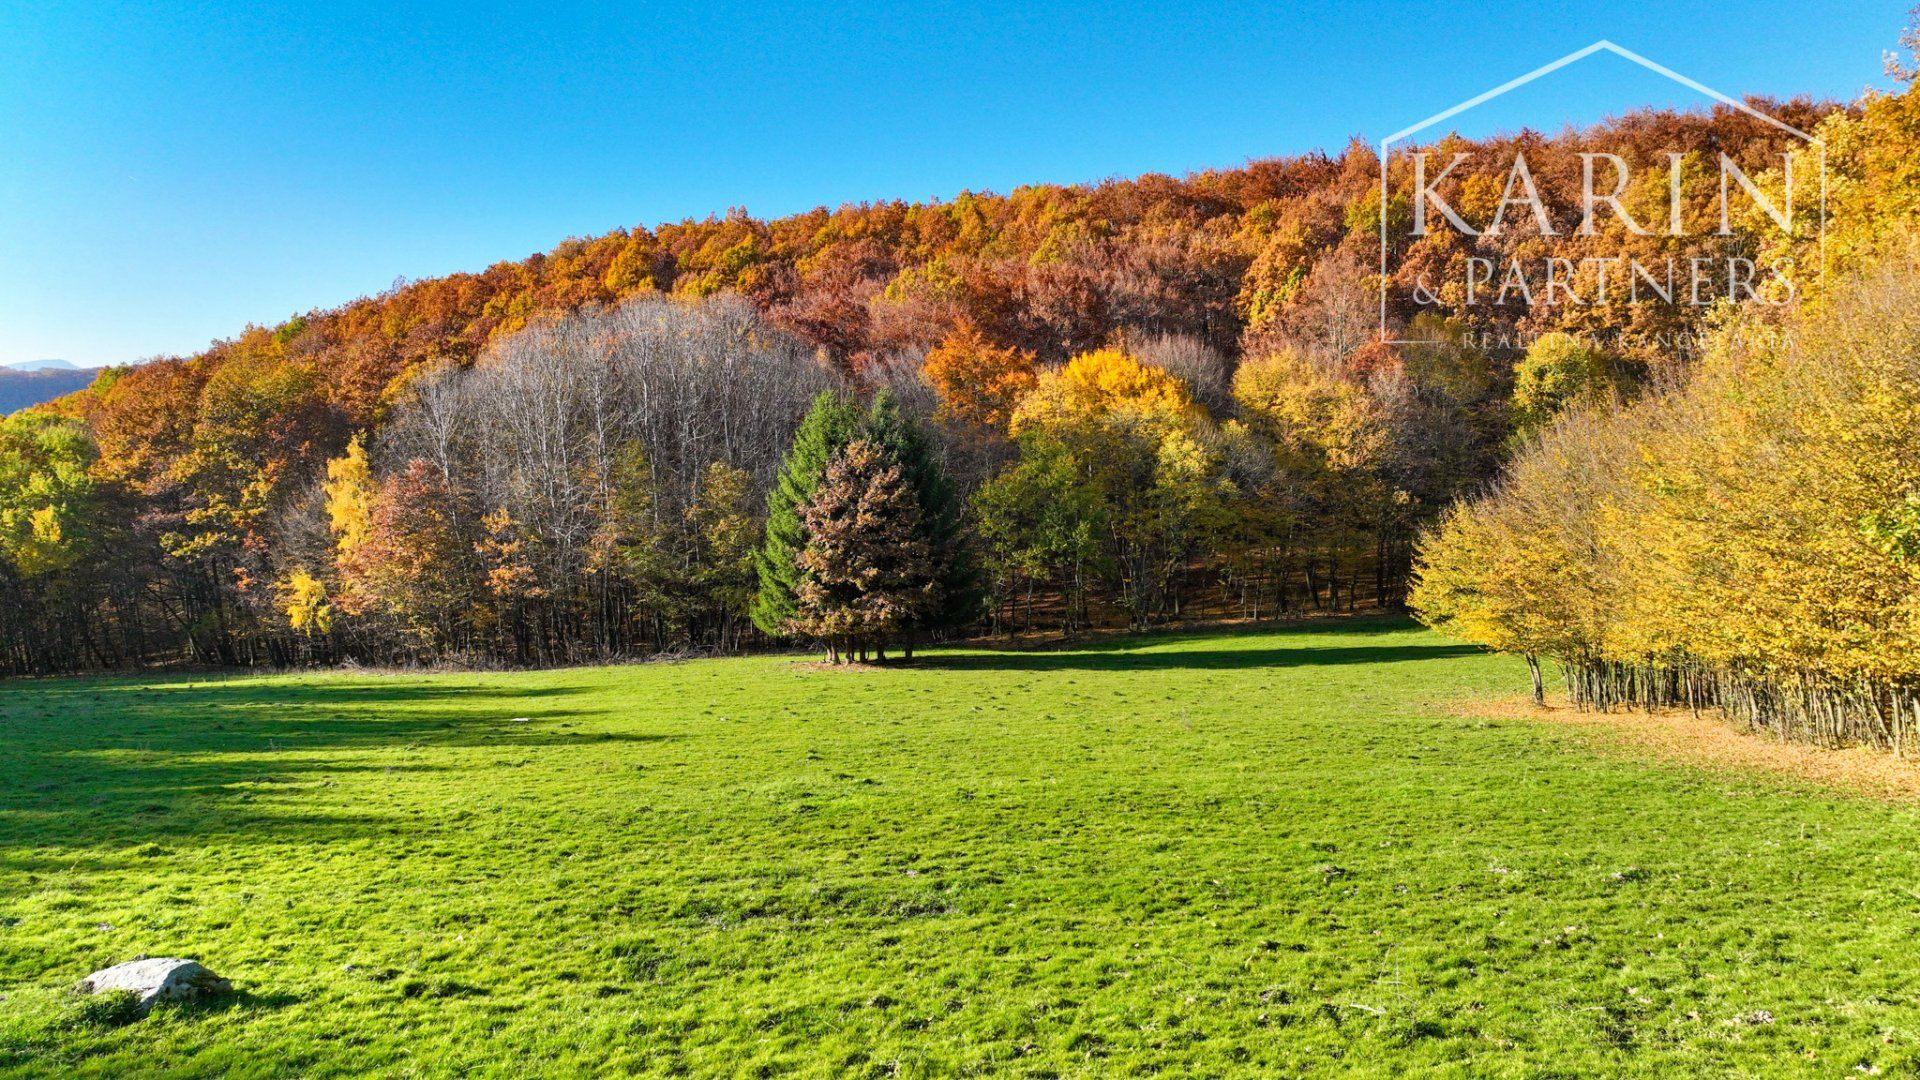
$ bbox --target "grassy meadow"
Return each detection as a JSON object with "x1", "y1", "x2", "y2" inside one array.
[{"x1": 1, "y1": 618, "x2": 1917, "y2": 1076}]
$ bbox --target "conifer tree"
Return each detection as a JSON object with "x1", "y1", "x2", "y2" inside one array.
[
  {"x1": 790, "y1": 440, "x2": 937, "y2": 662},
  {"x1": 752, "y1": 391, "x2": 861, "y2": 635},
  {"x1": 862, "y1": 389, "x2": 981, "y2": 649}
]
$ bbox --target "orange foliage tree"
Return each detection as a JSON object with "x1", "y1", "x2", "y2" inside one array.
[{"x1": 922, "y1": 324, "x2": 1038, "y2": 430}]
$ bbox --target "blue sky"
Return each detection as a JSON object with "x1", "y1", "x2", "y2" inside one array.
[{"x1": 0, "y1": 1, "x2": 1906, "y2": 367}]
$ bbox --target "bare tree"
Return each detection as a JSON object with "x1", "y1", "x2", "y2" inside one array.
[
  {"x1": 1130, "y1": 332, "x2": 1235, "y2": 417},
  {"x1": 374, "y1": 293, "x2": 842, "y2": 660}
]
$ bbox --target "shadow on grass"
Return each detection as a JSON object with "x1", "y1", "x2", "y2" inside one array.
[
  {"x1": 0, "y1": 677, "x2": 617, "y2": 854},
  {"x1": 0, "y1": 619, "x2": 1461, "y2": 853},
  {"x1": 918, "y1": 630, "x2": 1481, "y2": 673},
  {"x1": 172, "y1": 988, "x2": 306, "y2": 1017}
]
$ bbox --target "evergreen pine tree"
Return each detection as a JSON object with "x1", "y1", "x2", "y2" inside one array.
[
  {"x1": 790, "y1": 440, "x2": 937, "y2": 662},
  {"x1": 752, "y1": 391, "x2": 861, "y2": 635},
  {"x1": 863, "y1": 390, "x2": 982, "y2": 646}
]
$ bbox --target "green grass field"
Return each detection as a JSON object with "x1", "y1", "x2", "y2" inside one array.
[{"x1": 2, "y1": 619, "x2": 1917, "y2": 1077}]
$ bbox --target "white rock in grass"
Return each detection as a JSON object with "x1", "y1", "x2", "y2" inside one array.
[{"x1": 78, "y1": 958, "x2": 231, "y2": 1013}]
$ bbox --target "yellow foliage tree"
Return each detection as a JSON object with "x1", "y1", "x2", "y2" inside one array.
[
  {"x1": 1410, "y1": 405, "x2": 1632, "y2": 700},
  {"x1": 1758, "y1": 71, "x2": 1920, "y2": 301},
  {"x1": 1510, "y1": 333, "x2": 1623, "y2": 436},
  {"x1": 278, "y1": 568, "x2": 333, "y2": 635},
  {"x1": 1009, "y1": 348, "x2": 1198, "y2": 437},
  {"x1": 1232, "y1": 350, "x2": 1385, "y2": 473},
  {"x1": 324, "y1": 434, "x2": 376, "y2": 557},
  {"x1": 990, "y1": 348, "x2": 1228, "y2": 627}
]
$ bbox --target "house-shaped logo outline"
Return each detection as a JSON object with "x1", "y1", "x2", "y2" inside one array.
[{"x1": 1376, "y1": 40, "x2": 1827, "y2": 345}]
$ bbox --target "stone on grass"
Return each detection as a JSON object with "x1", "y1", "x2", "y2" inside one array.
[{"x1": 77, "y1": 958, "x2": 231, "y2": 1014}]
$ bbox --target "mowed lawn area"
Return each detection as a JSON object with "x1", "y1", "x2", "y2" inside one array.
[{"x1": 2, "y1": 619, "x2": 1918, "y2": 1077}]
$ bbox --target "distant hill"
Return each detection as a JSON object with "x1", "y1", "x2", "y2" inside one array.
[{"x1": 0, "y1": 365, "x2": 101, "y2": 414}]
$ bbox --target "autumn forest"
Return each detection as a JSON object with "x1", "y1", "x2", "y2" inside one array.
[{"x1": 3, "y1": 54, "x2": 1918, "y2": 755}]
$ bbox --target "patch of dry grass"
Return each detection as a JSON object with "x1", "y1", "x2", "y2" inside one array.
[{"x1": 1461, "y1": 694, "x2": 1920, "y2": 802}]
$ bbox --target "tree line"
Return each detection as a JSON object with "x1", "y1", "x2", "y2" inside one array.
[
  {"x1": 0, "y1": 288, "x2": 1526, "y2": 670},
  {"x1": 1412, "y1": 245, "x2": 1920, "y2": 750}
]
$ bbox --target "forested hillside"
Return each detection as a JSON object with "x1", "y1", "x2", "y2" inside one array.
[
  {"x1": 3, "y1": 68, "x2": 1913, "y2": 674},
  {"x1": 0, "y1": 366, "x2": 99, "y2": 415}
]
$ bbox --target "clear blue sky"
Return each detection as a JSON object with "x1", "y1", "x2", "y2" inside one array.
[{"x1": 0, "y1": 1, "x2": 1905, "y2": 367}]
